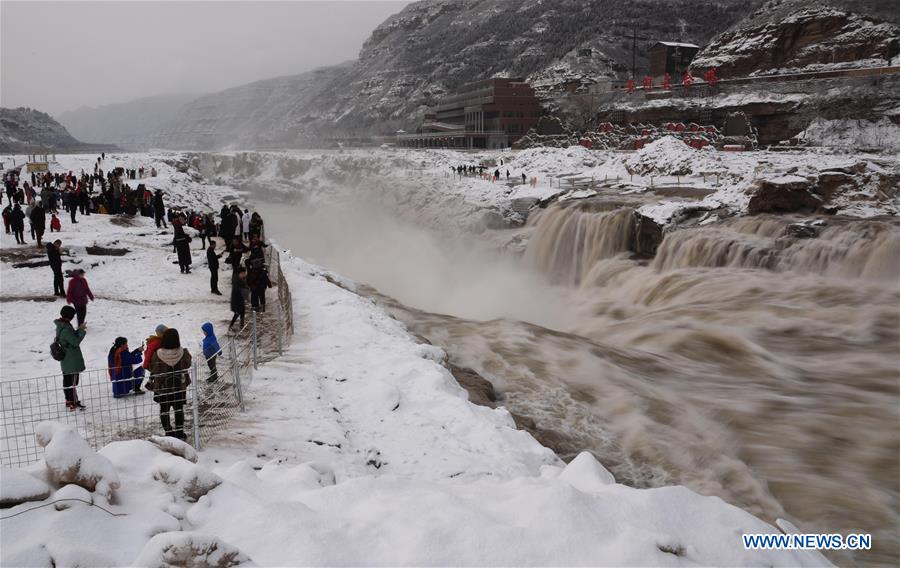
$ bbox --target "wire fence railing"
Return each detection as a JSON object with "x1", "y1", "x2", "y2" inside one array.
[{"x1": 0, "y1": 247, "x2": 294, "y2": 468}]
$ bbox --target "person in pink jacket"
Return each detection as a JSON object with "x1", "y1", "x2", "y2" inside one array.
[{"x1": 65, "y1": 269, "x2": 94, "y2": 326}]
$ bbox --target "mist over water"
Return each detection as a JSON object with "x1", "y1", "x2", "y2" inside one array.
[{"x1": 255, "y1": 185, "x2": 900, "y2": 566}]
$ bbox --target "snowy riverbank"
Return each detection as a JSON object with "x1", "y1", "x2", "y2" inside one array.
[{"x1": 0, "y1": 152, "x2": 832, "y2": 566}]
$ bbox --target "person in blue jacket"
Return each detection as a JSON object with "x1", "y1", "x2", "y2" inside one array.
[
  {"x1": 108, "y1": 336, "x2": 145, "y2": 397},
  {"x1": 201, "y1": 322, "x2": 221, "y2": 383}
]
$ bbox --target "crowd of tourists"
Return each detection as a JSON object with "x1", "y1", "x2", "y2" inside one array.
[{"x1": 3, "y1": 157, "x2": 274, "y2": 441}]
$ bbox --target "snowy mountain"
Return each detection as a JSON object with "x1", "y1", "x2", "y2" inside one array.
[
  {"x1": 152, "y1": 0, "x2": 754, "y2": 149},
  {"x1": 691, "y1": 0, "x2": 900, "y2": 77},
  {"x1": 0, "y1": 107, "x2": 113, "y2": 153},
  {"x1": 56, "y1": 93, "x2": 200, "y2": 149}
]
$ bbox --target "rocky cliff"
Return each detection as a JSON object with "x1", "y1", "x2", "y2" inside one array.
[{"x1": 691, "y1": 1, "x2": 900, "y2": 77}]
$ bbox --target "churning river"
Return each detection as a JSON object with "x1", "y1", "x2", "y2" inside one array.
[{"x1": 255, "y1": 186, "x2": 899, "y2": 566}]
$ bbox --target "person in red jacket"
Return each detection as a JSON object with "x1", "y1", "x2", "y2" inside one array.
[
  {"x1": 65, "y1": 269, "x2": 94, "y2": 326},
  {"x1": 50, "y1": 214, "x2": 61, "y2": 232},
  {"x1": 143, "y1": 324, "x2": 167, "y2": 372}
]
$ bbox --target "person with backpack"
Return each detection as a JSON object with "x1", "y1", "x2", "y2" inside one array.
[
  {"x1": 207, "y1": 240, "x2": 223, "y2": 295},
  {"x1": 147, "y1": 328, "x2": 191, "y2": 440},
  {"x1": 108, "y1": 337, "x2": 145, "y2": 397},
  {"x1": 201, "y1": 322, "x2": 221, "y2": 383},
  {"x1": 66, "y1": 269, "x2": 94, "y2": 326},
  {"x1": 229, "y1": 267, "x2": 249, "y2": 331},
  {"x1": 54, "y1": 305, "x2": 87, "y2": 411}
]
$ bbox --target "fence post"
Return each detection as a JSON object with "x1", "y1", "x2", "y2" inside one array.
[
  {"x1": 191, "y1": 359, "x2": 201, "y2": 450},
  {"x1": 251, "y1": 310, "x2": 258, "y2": 370},
  {"x1": 231, "y1": 337, "x2": 245, "y2": 412}
]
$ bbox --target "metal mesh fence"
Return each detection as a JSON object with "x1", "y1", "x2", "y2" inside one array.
[{"x1": 0, "y1": 247, "x2": 294, "y2": 467}]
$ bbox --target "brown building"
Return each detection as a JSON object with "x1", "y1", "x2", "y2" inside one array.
[
  {"x1": 396, "y1": 78, "x2": 543, "y2": 149},
  {"x1": 648, "y1": 41, "x2": 701, "y2": 79}
]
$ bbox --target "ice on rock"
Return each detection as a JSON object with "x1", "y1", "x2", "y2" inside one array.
[
  {"x1": 0, "y1": 468, "x2": 51, "y2": 507},
  {"x1": 558, "y1": 451, "x2": 615, "y2": 492},
  {"x1": 36, "y1": 421, "x2": 120, "y2": 499},
  {"x1": 149, "y1": 435, "x2": 199, "y2": 463},
  {"x1": 133, "y1": 531, "x2": 256, "y2": 568}
]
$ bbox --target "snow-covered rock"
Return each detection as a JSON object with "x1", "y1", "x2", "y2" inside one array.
[
  {"x1": 0, "y1": 468, "x2": 51, "y2": 507},
  {"x1": 36, "y1": 421, "x2": 121, "y2": 499},
  {"x1": 52, "y1": 483, "x2": 93, "y2": 511},
  {"x1": 133, "y1": 532, "x2": 256, "y2": 568},
  {"x1": 150, "y1": 435, "x2": 200, "y2": 464}
]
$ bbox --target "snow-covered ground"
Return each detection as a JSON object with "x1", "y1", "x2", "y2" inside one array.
[{"x1": 0, "y1": 149, "x2": 854, "y2": 566}]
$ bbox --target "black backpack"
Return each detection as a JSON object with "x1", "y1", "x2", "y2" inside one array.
[{"x1": 50, "y1": 327, "x2": 66, "y2": 361}]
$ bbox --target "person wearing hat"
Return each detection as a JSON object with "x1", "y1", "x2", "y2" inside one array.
[
  {"x1": 107, "y1": 337, "x2": 145, "y2": 398},
  {"x1": 148, "y1": 328, "x2": 192, "y2": 440},
  {"x1": 143, "y1": 324, "x2": 167, "y2": 373},
  {"x1": 55, "y1": 305, "x2": 87, "y2": 411},
  {"x1": 65, "y1": 268, "x2": 94, "y2": 326}
]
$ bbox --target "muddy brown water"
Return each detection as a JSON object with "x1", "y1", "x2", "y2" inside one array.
[{"x1": 260, "y1": 195, "x2": 900, "y2": 566}]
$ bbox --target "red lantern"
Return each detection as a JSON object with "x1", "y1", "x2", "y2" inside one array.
[
  {"x1": 642, "y1": 76, "x2": 653, "y2": 90},
  {"x1": 682, "y1": 71, "x2": 694, "y2": 88},
  {"x1": 626, "y1": 78, "x2": 635, "y2": 94},
  {"x1": 662, "y1": 73, "x2": 671, "y2": 90}
]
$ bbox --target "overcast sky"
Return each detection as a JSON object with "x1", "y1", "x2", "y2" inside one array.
[{"x1": 1, "y1": 1, "x2": 410, "y2": 116}]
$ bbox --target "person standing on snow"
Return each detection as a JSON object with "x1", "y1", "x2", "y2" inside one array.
[
  {"x1": 46, "y1": 239, "x2": 65, "y2": 297},
  {"x1": 55, "y1": 305, "x2": 87, "y2": 411},
  {"x1": 207, "y1": 240, "x2": 223, "y2": 295},
  {"x1": 108, "y1": 337, "x2": 145, "y2": 397},
  {"x1": 229, "y1": 267, "x2": 249, "y2": 330},
  {"x1": 65, "y1": 268, "x2": 94, "y2": 326},
  {"x1": 30, "y1": 201, "x2": 46, "y2": 247},
  {"x1": 247, "y1": 261, "x2": 273, "y2": 313},
  {"x1": 201, "y1": 322, "x2": 221, "y2": 382},
  {"x1": 172, "y1": 219, "x2": 193, "y2": 274},
  {"x1": 148, "y1": 328, "x2": 191, "y2": 440},
  {"x1": 10, "y1": 203, "x2": 25, "y2": 244},
  {"x1": 153, "y1": 190, "x2": 167, "y2": 228},
  {"x1": 241, "y1": 209, "x2": 251, "y2": 242}
]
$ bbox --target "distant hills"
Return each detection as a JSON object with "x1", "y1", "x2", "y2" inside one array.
[{"x1": 0, "y1": 107, "x2": 115, "y2": 154}]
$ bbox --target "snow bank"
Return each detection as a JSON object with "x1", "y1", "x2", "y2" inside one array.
[
  {"x1": 133, "y1": 532, "x2": 255, "y2": 567},
  {"x1": 624, "y1": 136, "x2": 719, "y2": 176}
]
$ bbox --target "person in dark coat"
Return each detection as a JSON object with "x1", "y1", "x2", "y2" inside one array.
[
  {"x1": 55, "y1": 305, "x2": 86, "y2": 411},
  {"x1": 229, "y1": 267, "x2": 249, "y2": 330},
  {"x1": 227, "y1": 237, "x2": 248, "y2": 272},
  {"x1": 207, "y1": 241, "x2": 223, "y2": 295},
  {"x1": 201, "y1": 322, "x2": 221, "y2": 382},
  {"x1": 2, "y1": 204, "x2": 11, "y2": 234},
  {"x1": 65, "y1": 269, "x2": 94, "y2": 326},
  {"x1": 148, "y1": 328, "x2": 191, "y2": 440},
  {"x1": 247, "y1": 263, "x2": 273, "y2": 313},
  {"x1": 153, "y1": 190, "x2": 167, "y2": 228},
  {"x1": 47, "y1": 239, "x2": 65, "y2": 296},
  {"x1": 219, "y1": 210, "x2": 236, "y2": 251},
  {"x1": 172, "y1": 221, "x2": 192, "y2": 274},
  {"x1": 30, "y1": 202, "x2": 46, "y2": 247},
  {"x1": 10, "y1": 203, "x2": 25, "y2": 244},
  {"x1": 108, "y1": 337, "x2": 145, "y2": 397}
]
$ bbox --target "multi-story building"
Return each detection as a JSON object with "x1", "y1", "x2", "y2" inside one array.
[{"x1": 395, "y1": 78, "x2": 543, "y2": 149}]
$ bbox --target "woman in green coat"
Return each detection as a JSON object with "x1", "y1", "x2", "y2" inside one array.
[{"x1": 55, "y1": 305, "x2": 87, "y2": 411}]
